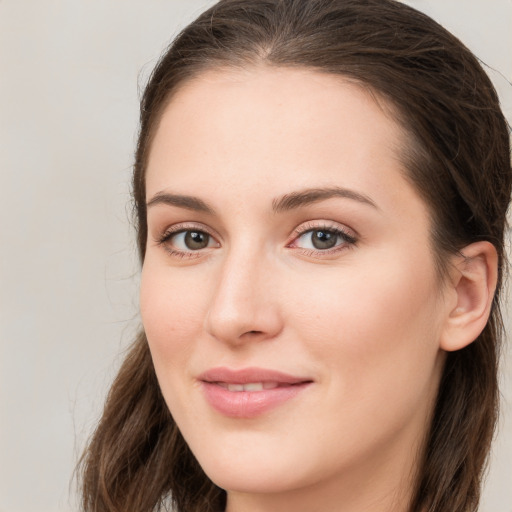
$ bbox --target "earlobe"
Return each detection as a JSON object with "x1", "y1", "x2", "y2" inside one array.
[{"x1": 439, "y1": 241, "x2": 498, "y2": 352}]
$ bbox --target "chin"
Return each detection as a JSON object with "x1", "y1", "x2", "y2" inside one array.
[
  {"x1": 193, "y1": 447, "x2": 309, "y2": 494},
  {"x1": 206, "y1": 467, "x2": 304, "y2": 495}
]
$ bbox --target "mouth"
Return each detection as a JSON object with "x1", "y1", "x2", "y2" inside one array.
[
  {"x1": 198, "y1": 367, "x2": 313, "y2": 418},
  {"x1": 215, "y1": 381, "x2": 288, "y2": 392}
]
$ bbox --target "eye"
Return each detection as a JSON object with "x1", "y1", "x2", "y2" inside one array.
[
  {"x1": 289, "y1": 224, "x2": 357, "y2": 254},
  {"x1": 298, "y1": 229, "x2": 341, "y2": 250},
  {"x1": 172, "y1": 230, "x2": 215, "y2": 251},
  {"x1": 157, "y1": 226, "x2": 220, "y2": 256}
]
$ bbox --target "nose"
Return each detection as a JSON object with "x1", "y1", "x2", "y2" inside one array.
[{"x1": 204, "y1": 248, "x2": 283, "y2": 345}]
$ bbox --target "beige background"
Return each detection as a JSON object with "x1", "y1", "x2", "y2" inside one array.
[{"x1": 0, "y1": 1, "x2": 510, "y2": 511}]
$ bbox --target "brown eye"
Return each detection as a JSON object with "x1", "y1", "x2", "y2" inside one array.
[
  {"x1": 184, "y1": 231, "x2": 210, "y2": 250},
  {"x1": 163, "y1": 229, "x2": 218, "y2": 252}
]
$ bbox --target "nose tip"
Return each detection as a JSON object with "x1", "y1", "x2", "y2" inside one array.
[{"x1": 204, "y1": 258, "x2": 283, "y2": 345}]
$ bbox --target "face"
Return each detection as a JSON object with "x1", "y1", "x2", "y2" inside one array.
[{"x1": 140, "y1": 67, "x2": 449, "y2": 510}]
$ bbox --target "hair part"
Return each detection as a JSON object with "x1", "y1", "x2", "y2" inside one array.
[{"x1": 80, "y1": 1, "x2": 511, "y2": 511}]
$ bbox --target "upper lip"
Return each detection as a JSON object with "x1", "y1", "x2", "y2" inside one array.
[{"x1": 198, "y1": 366, "x2": 312, "y2": 385}]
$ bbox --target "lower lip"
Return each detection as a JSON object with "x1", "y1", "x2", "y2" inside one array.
[{"x1": 201, "y1": 382, "x2": 311, "y2": 418}]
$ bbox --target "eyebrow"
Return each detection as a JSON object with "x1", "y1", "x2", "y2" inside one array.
[
  {"x1": 146, "y1": 192, "x2": 215, "y2": 214},
  {"x1": 146, "y1": 186, "x2": 378, "y2": 214},
  {"x1": 272, "y1": 187, "x2": 378, "y2": 212}
]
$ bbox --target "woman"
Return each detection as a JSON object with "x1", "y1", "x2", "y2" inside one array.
[{"x1": 79, "y1": 1, "x2": 511, "y2": 511}]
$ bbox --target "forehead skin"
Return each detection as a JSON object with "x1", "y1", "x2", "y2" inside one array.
[{"x1": 146, "y1": 66, "x2": 417, "y2": 214}]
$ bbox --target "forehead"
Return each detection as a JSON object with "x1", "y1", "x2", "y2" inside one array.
[{"x1": 145, "y1": 66, "x2": 419, "y2": 216}]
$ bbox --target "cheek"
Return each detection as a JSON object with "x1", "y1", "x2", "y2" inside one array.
[
  {"x1": 291, "y1": 253, "x2": 443, "y2": 396},
  {"x1": 139, "y1": 262, "x2": 207, "y2": 371},
  {"x1": 286, "y1": 260, "x2": 444, "y2": 461}
]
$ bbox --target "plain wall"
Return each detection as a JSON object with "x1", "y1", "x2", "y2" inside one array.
[{"x1": 0, "y1": 1, "x2": 510, "y2": 511}]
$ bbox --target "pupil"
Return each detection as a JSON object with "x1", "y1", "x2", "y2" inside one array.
[
  {"x1": 185, "y1": 231, "x2": 209, "y2": 250},
  {"x1": 312, "y1": 230, "x2": 337, "y2": 249}
]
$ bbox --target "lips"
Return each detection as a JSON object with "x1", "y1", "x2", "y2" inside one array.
[{"x1": 198, "y1": 367, "x2": 313, "y2": 418}]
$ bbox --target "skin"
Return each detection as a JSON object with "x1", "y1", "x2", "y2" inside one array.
[{"x1": 140, "y1": 67, "x2": 461, "y2": 512}]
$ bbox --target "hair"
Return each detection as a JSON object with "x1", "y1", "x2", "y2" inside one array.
[{"x1": 79, "y1": 1, "x2": 511, "y2": 511}]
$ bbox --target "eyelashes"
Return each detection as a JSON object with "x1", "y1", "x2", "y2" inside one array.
[
  {"x1": 288, "y1": 222, "x2": 357, "y2": 254},
  {"x1": 155, "y1": 221, "x2": 357, "y2": 260},
  {"x1": 156, "y1": 223, "x2": 219, "y2": 259}
]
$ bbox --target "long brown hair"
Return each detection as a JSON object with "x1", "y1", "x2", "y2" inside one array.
[{"x1": 79, "y1": 1, "x2": 511, "y2": 511}]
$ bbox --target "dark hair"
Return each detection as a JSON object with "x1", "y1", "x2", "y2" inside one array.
[{"x1": 79, "y1": 1, "x2": 511, "y2": 511}]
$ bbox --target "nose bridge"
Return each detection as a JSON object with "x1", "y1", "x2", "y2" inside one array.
[{"x1": 205, "y1": 241, "x2": 282, "y2": 344}]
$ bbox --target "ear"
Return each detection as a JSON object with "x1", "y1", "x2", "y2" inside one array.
[{"x1": 439, "y1": 241, "x2": 498, "y2": 352}]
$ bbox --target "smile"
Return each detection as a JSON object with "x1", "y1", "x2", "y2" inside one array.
[
  {"x1": 217, "y1": 382, "x2": 281, "y2": 391},
  {"x1": 198, "y1": 367, "x2": 313, "y2": 418}
]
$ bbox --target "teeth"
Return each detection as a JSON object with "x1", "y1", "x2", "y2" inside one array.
[
  {"x1": 220, "y1": 382, "x2": 280, "y2": 392},
  {"x1": 244, "y1": 383, "x2": 264, "y2": 391}
]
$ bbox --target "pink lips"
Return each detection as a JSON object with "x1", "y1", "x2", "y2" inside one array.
[{"x1": 198, "y1": 367, "x2": 313, "y2": 418}]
